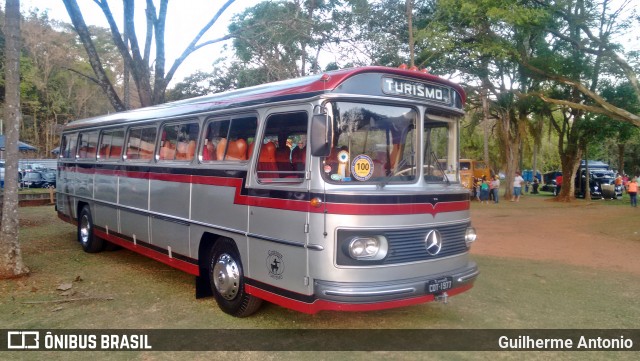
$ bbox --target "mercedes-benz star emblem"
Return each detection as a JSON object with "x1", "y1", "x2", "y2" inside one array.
[{"x1": 424, "y1": 230, "x2": 443, "y2": 256}]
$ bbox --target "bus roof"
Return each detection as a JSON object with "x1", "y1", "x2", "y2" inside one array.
[{"x1": 64, "y1": 66, "x2": 466, "y2": 131}]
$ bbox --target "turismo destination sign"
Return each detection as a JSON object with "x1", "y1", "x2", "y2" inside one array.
[{"x1": 382, "y1": 76, "x2": 452, "y2": 105}]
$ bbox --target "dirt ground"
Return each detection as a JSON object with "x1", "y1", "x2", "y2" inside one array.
[{"x1": 470, "y1": 193, "x2": 640, "y2": 275}]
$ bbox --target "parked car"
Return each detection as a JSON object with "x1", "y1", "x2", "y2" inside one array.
[
  {"x1": 40, "y1": 169, "x2": 57, "y2": 188},
  {"x1": 21, "y1": 171, "x2": 47, "y2": 188},
  {"x1": 541, "y1": 171, "x2": 562, "y2": 195}
]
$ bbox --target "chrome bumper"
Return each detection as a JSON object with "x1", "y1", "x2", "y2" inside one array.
[{"x1": 314, "y1": 262, "x2": 479, "y2": 303}]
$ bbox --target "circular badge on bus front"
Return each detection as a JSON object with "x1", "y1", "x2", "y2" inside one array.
[{"x1": 351, "y1": 154, "x2": 374, "y2": 181}]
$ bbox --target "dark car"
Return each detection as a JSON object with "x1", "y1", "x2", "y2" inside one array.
[
  {"x1": 541, "y1": 171, "x2": 562, "y2": 195},
  {"x1": 21, "y1": 171, "x2": 47, "y2": 188},
  {"x1": 575, "y1": 169, "x2": 621, "y2": 199},
  {"x1": 40, "y1": 170, "x2": 57, "y2": 188}
]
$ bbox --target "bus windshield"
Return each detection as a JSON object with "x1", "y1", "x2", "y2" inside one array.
[{"x1": 323, "y1": 101, "x2": 418, "y2": 184}]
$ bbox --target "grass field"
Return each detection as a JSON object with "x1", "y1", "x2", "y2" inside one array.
[{"x1": 1, "y1": 205, "x2": 638, "y2": 360}]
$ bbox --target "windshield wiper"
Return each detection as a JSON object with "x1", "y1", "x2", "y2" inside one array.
[
  {"x1": 377, "y1": 157, "x2": 408, "y2": 189},
  {"x1": 431, "y1": 151, "x2": 450, "y2": 185}
]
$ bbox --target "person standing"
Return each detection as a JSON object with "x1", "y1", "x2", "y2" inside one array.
[
  {"x1": 627, "y1": 176, "x2": 638, "y2": 207},
  {"x1": 512, "y1": 171, "x2": 524, "y2": 202},
  {"x1": 480, "y1": 176, "x2": 490, "y2": 204},
  {"x1": 532, "y1": 177, "x2": 539, "y2": 194},
  {"x1": 491, "y1": 175, "x2": 500, "y2": 203},
  {"x1": 555, "y1": 173, "x2": 563, "y2": 196}
]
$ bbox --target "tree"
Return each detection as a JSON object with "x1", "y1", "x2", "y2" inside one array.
[
  {"x1": 63, "y1": 0, "x2": 236, "y2": 110},
  {"x1": 523, "y1": 0, "x2": 640, "y2": 128},
  {"x1": 1, "y1": 0, "x2": 29, "y2": 278},
  {"x1": 418, "y1": 0, "x2": 548, "y2": 199},
  {"x1": 228, "y1": 0, "x2": 339, "y2": 81}
]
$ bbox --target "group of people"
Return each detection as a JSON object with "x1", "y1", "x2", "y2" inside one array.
[
  {"x1": 472, "y1": 171, "x2": 530, "y2": 203},
  {"x1": 619, "y1": 174, "x2": 638, "y2": 207},
  {"x1": 473, "y1": 175, "x2": 501, "y2": 204}
]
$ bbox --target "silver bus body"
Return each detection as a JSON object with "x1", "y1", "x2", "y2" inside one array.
[{"x1": 57, "y1": 66, "x2": 478, "y2": 316}]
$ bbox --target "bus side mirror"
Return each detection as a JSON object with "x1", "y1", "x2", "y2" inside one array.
[{"x1": 310, "y1": 113, "x2": 332, "y2": 157}]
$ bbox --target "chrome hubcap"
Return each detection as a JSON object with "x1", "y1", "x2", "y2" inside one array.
[
  {"x1": 212, "y1": 253, "x2": 240, "y2": 300},
  {"x1": 80, "y1": 215, "x2": 90, "y2": 244}
]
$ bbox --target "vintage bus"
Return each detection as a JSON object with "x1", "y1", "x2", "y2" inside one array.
[{"x1": 56, "y1": 66, "x2": 479, "y2": 317}]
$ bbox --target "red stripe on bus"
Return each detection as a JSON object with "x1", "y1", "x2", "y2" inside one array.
[
  {"x1": 61, "y1": 168, "x2": 468, "y2": 215},
  {"x1": 245, "y1": 283, "x2": 474, "y2": 314},
  {"x1": 94, "y1": 229, "x2": 200, "y2": 276}
]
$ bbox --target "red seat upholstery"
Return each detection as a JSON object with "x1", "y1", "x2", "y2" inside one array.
[
  {"x1": 257, "y1": 142, "x2": 278, "y2": 178},
  {"x1": 275, "y1": 147, "x2": 293, "y2": 174}
]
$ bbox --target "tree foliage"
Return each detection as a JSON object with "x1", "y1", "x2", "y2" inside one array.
[{"x1": 62, "y1": 0, "x2": 236, "y2": 110}]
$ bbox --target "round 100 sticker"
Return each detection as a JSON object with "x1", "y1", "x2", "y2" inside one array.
[{"x1": 351, "y1": 154, "x2": 374, "y2": 181}]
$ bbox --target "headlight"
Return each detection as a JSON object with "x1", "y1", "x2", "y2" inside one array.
[
  {"x1": 348, "y1": 236, "x2": 388, "y2": 260},
  {"x1": 465, "y1": 227, "x2": 477, "y2": 247}
]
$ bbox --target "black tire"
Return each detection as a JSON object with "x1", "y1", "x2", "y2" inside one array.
[
  {"x1": 77, "y1": 205, "x2": 104, "y2": 253},
  {"x1": 208, "y1": 238, "x2": 262, "y2": 317}
]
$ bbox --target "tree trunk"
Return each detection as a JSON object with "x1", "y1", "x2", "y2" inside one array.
[
  {"x1": 482, "y1": 90, "x2": 490, "y2": 167},
  {"x1": 558, "y1": 145, "x2": 582, "y2": 202},
  {"x1": 62, "y1": 0, "x2": 126, "y2": 111},
  {"x1": 406, "y1": 0, "x2": 414, "y2": 67},
  {"x1": 618, "y1": 143, "x2": 625, "y2": 174},
  {"x1": 1, "y1": 0, "x2": 30, "y2": 279}
]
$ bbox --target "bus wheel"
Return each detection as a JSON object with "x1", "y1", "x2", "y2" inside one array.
[
  {"x1": 208, "y1": 239, "x2": 262, "y2": 317},
  {"x1": 78, "y1": 205, "x2": 104, "y2": 253}
]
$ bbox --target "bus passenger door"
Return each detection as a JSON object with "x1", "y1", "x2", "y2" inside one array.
[{"x1": 246, "y1": 110, "x2": 311, "y2": 297}]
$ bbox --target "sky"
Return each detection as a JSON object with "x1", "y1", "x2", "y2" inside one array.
[{"x1": 20, "y1": 0, "x2": 261, "y2": 86}]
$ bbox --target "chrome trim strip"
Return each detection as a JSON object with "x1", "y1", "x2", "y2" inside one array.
[
  {"x1": 324, "y1": 287, "x2": 415, "y2": 297},
  {"x1": 60, "y1": 192, "x2": 324, "y2": 251},
  {"x1": 457, "y1": 269, "x2": 480, "y2": 283}
]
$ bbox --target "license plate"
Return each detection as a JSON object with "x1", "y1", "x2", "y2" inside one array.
[{"x1": 426, "y1": 277, "x2": 453, "y2": 293}]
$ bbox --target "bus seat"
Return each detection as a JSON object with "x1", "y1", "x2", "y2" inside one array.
[
  {"x1": 257, "y1": 142, "x2": 278, "y2": 178},
  {"x1": 160, "y1": 141, "x2": 176, "y2": 160},
  {"x1": 202, "y1": 140, "x2": 215, "y2": 161},
  {"x1": 99, "y1": 145, "x2": 109, "y2": 158},
  {"x1": 176, "y1": 140, "x2": 196, "y2": 160},
  {"x1": 216, "y1": 138, "x2": 227, "y2": 160},
  {"x1": 226, "y1": 139, "x2": 247, "y2": 160},
  {"x1": 176, "y1": 141, "x2": 188, "y2": 160},
  {"x1": 275, "y1": 147, "x2": 293, "y2": 174},
  {"x1": 390, "y1": 143, "x2": 401, "y2": 170},
  {"x1": 291, "y1": 146, "x2": 306, "y2": 174},
  {"x1": 109, "y1": 146, "x2": 122, "y2": 159}
]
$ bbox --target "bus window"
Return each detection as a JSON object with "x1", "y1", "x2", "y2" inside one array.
[
  {"x1": 201, "y1": 116, "x2": 257, "y2": 162},
  {"x1": 60, "y1": 133, "x2": 78, "y2": 159},
  {"x1": 158, "y1": 121, "x2": 199, "y2": 161},
  {"x1": 98, "y1": 128, "x2": 125, "y2": 160},
  {"x1": 424, "y1": 113, "x2": 456, "y2": 182},
  {"x1": 78, "y1": 131, "x2": 98, "y2": 159},
  {"x1": 257, "y1": 111, "x2": 308, "y2": 181},
  {"x1": 323, "y1": 102, "x2": 417, "y2": 184},
  {"x1": 125, "y1": 126, "x2": 157, "y2": 161}
]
